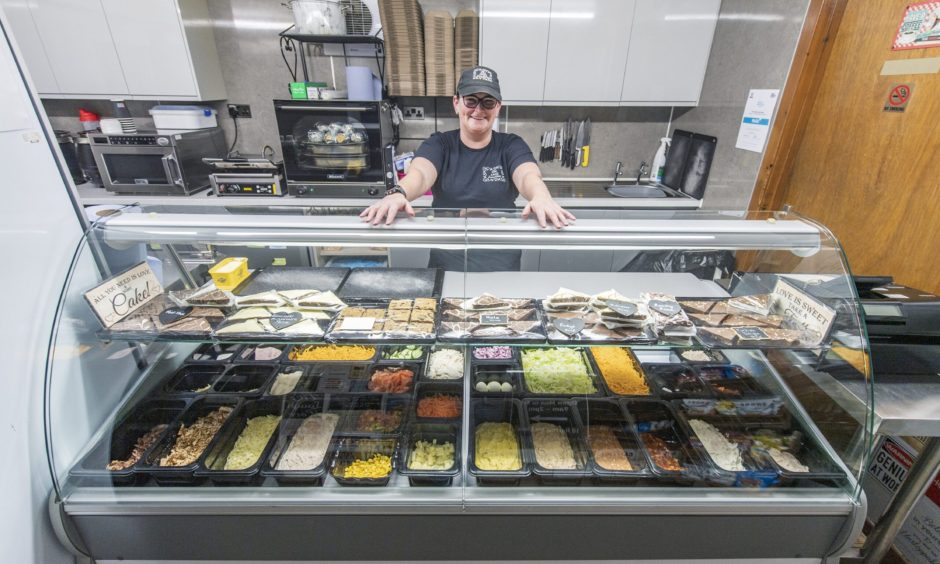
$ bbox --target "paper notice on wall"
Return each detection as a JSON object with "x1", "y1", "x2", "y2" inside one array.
[{"x1": 735, "y1": 89, "x2": 780, "y2": 153}]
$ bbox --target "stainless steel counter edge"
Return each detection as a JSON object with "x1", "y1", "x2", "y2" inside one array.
[
  {"x1": 62, "y1": 489, "x2": 860, "y2": 516},
  {"x1": 77, "y1": 184, "x2": 704, "y2": 209}
]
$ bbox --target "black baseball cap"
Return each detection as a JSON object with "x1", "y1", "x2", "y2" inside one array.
[{"x1": 456, "y1": 66, "x2": 502, "y2": 101}]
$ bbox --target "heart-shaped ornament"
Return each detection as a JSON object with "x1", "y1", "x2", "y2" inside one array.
[
  {"x1": 606, "y1": 299, "x2": 638, "y2": 317},
  {"x1": 269, "y1": 311, "x2": 303, "y2": 330},
  {"x1": 159, "y1": 306, "x2": 193, "y2": 325},
  {"x1": 648, "y1": 300, "x2": 680, "y2": 317},
  {"x1": 554, "y1": 317, "x2": 585, "y2": 337}
]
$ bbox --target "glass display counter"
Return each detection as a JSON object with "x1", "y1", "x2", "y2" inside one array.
[{"x1": 46, "y1": 207, "x2": 873, "y2": 561}]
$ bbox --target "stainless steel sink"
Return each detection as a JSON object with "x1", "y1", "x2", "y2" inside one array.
[{"x1": 605, "y1": 184, "x2": 669, "y2": 198}]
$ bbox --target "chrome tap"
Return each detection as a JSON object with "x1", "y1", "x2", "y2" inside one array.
[
  {"x1": 612, "y1": 161, "x2": 623, "y2": 185},
  {"x1": 637, "y1": 161, "x2": 649, "y2": 185}
]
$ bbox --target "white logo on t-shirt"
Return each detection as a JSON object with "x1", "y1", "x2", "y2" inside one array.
[
  {"x1": 473, "y1": 68, "x2": 493, "y2": 82},
  {"x1": 482, "y1": 165, "x2": 505, "y2": 182}
]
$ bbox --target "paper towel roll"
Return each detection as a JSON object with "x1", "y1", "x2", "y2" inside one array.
[{"x1": 347, "y1": 66, "x2": 378, "y2": 101}]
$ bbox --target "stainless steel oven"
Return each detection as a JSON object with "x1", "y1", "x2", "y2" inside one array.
[
  {"x1": 89, "y1": 128, "x2": 226, "y2": 195},
  {"x1": 274, "y1": 99, "x2": 393, "y2": 197}
]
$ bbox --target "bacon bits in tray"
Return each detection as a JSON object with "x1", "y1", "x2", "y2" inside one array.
[{"x1": 437, "y1": 294, "x2": 545, "y2": 341}]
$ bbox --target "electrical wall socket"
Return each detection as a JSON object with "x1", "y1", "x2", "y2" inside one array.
[
  {"x1": 227, "y1": 104, "x2": 252, "y2": 118},
  {"x1": 403, "y1": 106, "x2": 425, "y2": 120}
]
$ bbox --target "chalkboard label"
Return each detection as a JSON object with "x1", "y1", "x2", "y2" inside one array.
[
  {"x1": 480, "y1": 314, "x2": 509, "y2": 325},
  {"x1": 606, "y1": 299, "x2": 638, "y2": 317},
  {"x1": 648, "y1": 299, "x2": 681, "y2": 317},
  {"x1": 159, "y1": 306, "x2": 193, "y2": 325},
  {"x1": 734, "y1": 326, "x2": 769, "y2": 340},
  {"x1": 554, "y1": 317, "x2": 585, "y2": 337},
  {"x1": 269, "y1": 311, "x2": 303, "y2": 330}
]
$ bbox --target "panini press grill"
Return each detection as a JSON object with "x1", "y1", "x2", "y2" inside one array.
[{"x1": 204, "y1": 155, "x2": 285, "y2": 196}]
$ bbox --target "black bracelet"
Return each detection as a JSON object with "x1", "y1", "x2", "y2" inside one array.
[{"x1": 385, "y1": 185, "x2": 406, "y2": 198}]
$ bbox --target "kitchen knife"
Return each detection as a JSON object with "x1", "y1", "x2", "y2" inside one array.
[
  {"x1": 572, "y1": 120, "x2": 585, "y2": 170},
  {"x1": 581, "y1": 118, "x2": 591, "y2": 167},
  {"x1": 564, "y1": 118, "x2": 574, "y2": 167},
  {"x1": 554, "y1": 127, "x2": 561, "y2": 161}
]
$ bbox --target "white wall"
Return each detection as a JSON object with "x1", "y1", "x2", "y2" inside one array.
[{"x1": 0, "y1": 11, "x2": 83, "y2": 564}]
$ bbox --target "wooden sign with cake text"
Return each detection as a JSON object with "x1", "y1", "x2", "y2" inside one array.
[
  {"x1": 84, "y1": 262, "x2": 163, "y2": 328},
  {"x1": 771, "y1": 279, "x2": 836, "y2": 346}
]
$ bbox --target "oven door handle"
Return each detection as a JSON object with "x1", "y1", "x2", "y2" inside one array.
[
  {"x1": 278, "y1": 105, "x2": 371, "y2": 112},
  {"x1": 162, "y1": 154, "x2": 184, "y2": 187}
]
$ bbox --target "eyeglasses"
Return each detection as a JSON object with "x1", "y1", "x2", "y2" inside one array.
[{"x1": 462, "y1": 95, "x2": 499, "y2": 110}]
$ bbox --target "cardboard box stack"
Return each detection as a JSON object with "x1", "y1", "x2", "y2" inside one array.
[
  {"x1": 424, "y1": 11, "x2": 454, "y2": 96},
  {"x1": 454, "y1": 9, "x2": 479, "y2": 79},
  {"x1": 379, "y1": 0, "x2": 426, "y2": 96}
]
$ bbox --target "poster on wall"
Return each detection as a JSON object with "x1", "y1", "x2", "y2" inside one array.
[{"x1": 893, "y1": 2, "x2": 940, "y2": 50}]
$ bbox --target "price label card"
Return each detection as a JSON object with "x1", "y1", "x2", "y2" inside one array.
[
  {"x1": 339, "y1": 317, "x2": 376, "y2": 331},
  {"x1": 648, "y1": 299, "x2": 680, "y2": 317},
  {"x1": 734, "y1": 326, "x2": 769, "y2": 341},
  {"x1": 553, "y1": 317, "x2": 585, "y2": 337},
  {"x1": 480, "y1": 313, "x2": 509, "y2": 325},
  {"x1": 83, "y1": 262, "x2": 164, "y2": 328},
  {"x1": 269, "y1": 311, "x2": 303, "y2": 330},
  {"x1": 606, "y1": 299, "x2": 638, "y2": 317},
  {"x1": 158, "y1": 306, "x2": 193, "y2": 325}
]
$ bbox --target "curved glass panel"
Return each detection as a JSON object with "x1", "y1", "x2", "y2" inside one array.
[{"x1": 47, "y1": 207, "x2": 872, "y2": 512}]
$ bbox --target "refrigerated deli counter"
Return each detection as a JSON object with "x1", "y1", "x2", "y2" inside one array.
[{"x1": 46, "y1": 208, "x2": 874, "y2": 562}]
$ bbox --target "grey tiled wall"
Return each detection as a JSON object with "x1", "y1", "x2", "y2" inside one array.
[{"x1": 41, "y1": 0, "x2": 809, "y2": 210}]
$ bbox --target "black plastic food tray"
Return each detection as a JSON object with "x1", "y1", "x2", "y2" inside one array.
[
  {"x1": 187, "y1": 343, "x2": 245, "y2": 364},
  {"x1": 673, "y1": 409, "x2": 780, "y2": 488},
  {"x1": 398, "y1": 423, "x2": 461, "y2": 486},
  {"x1": 262, "y1": 395, "x2": 347, "y2": 486},
  {"x1": 70, "y1": 398, "x2": 189, "y2": 486},
  {"x1": 233, "y1": 266, "x2": 350, "y2": 295},
  {"x1": 524, "y1": 399, "x2": 591, "y2": 484},
  {"x1": 471, "y1": 362, "x2": 525, "y2": 397},
  {"x1": 621, "y1": 399, "x2": 706, "y2": 483},
  {"x1": 265, "y1": 365, "x2": 312, "y2": 396},
  {"x1": 695, "y1": 364, "x2": 772, "y2": 398},
  {"x1": 672, "y1": 347, "x2": 730, "y2": 365},
  {"x1": 642, "y1": 363, "x2": 711, "y2": 399},
  {"x1": 470, "y1": 345, "x2": 518, "y2": 363},
  {"x1": 339, "y1": 394, "x2": 410, "y2": 436},
  {"x1": 519, "y1": 348, "x2": 606, "y2": 397},
  {"x1": 468, "y1": 399, "x2": 531, "y2": 485},
  {"x1": 437, "y1": 304, "x2": 548, "y2": 344},
  {"x1": 421, "y1": 346, "x2": 466, "y2": 382},
  {"x1": 586, "y1": 346, "x2": 654, "y2": 398},
  {"x1": 380, "y1": 344, "x2": 429, "y2": 363},
  {"x1": 575, "y1": 399, "x2": 651, "y2": 482},
  {"x1": 162, "y1": 364, "x2": 227, "y2": 396},
  {"x1": 212, "y1": 363, "x2": 279, "y2": 396},
  {"x1": 195, "y1": 398, "x2": 285, "y2": 485},
  {"x1": 353, "y1": 362, "x2": 420, "y2": 394},
  {"x1": 284, "y1": 344, "x2": 380, "y2": 363},
  {"x1": 337, "y1": 268, "x2": 442, "y2": 299},
  {"x1": 330, "y1": 437, "x2": 398, "y2": 486},
  {"x1": 414, "y1": 382, "x2": 463, "y2": 422},
  {"x1": 212, "y1": 317, "x2": 332, "y2": 343},
  {"x1": 139, "y1": 396, "x2": 241, "y2": 485},
  {"x1": 236, "y1": 344, "x2": 289, "y2": 363}
]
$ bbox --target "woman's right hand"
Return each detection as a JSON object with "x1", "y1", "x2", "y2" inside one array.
[{"x1": 359, "y1": 193, "x2": 415, "y2": 225}]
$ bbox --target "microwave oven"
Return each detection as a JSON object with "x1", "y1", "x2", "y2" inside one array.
[
  {"x1": 89, "y1": 128, "x2": 226, "y2": 195},
  {"x1": 273, "y1": 99, "x2": 394, "y2": 197}
]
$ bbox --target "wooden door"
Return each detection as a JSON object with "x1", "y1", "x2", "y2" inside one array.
[{"x1": 754, "y1": 0, "x2": 940, "y2": 294}]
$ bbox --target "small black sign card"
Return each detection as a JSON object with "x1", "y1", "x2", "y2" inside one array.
[
  {"x1": 734, "y1": 326, "x2": 769, "y2": 341},
  {"x1": 159, "y1": 306, "x2": 193, "y2": 325},
  {"x1": 648, "y1": 299, "x2": 681, "y2": 317},
  {"x1": 606, "y1": 299, "x2": 638, "y2": 317},
  {"x1": 269, "y1": 311, "x2": 303, "y2": 330},
  {"x1": 480, "y1": 313, "x2": 509, "y2": 325},
  {"x1": 554, "y1": 317, "x2": 585, "y2": 337}
]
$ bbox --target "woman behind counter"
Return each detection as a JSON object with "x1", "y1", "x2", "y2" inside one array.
[{"x1": 359, "y1": 66, "x2": 574, "y2": 271}]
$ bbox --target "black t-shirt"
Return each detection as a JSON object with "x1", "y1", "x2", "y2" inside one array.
[{"x1": 414, "y1": 130, "x2": 536, "y2": 209}]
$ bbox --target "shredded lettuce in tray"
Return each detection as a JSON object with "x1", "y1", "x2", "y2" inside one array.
[{"x1": 521, "y1": 348, "x2": 596, "y2": 394}]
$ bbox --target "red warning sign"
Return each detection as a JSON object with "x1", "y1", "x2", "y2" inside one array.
[{"x1": 884, "y1": 83, "x2": 913, "y2": 112}]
